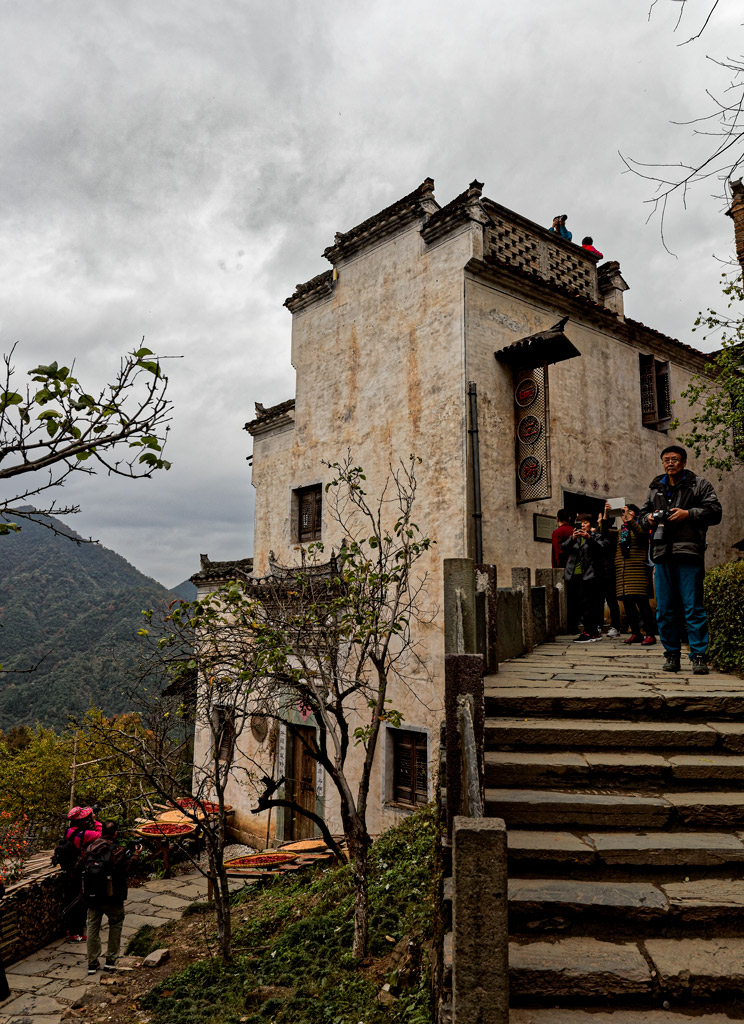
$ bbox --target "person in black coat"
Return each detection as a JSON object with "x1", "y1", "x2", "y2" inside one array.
[{"x1": 562, "y1": 511, "x2": 609, "y2": 643}]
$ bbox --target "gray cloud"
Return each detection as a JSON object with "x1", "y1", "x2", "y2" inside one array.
[{"x1": 0, "y1": 0, "x2": 739, "y2": 584}]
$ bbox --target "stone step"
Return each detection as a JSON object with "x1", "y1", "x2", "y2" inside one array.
[
  {"x1": 485, "y1": 718, "x2": 744, "y2": 752},
  {"x1": 510, "y1": 935, "x2": 744, "y2": 1003},
  {"x1": 511, "y1": 1011, "x2": 739, "y2": 1023},
  {"x1": 509, "y1": 876, "x2": 744, "y2": 932},
  {"x1": 508, "y1": 830, "x2": 744, "y2": 868},
  {"x1": 485, "y1": 688, "x2": 744, "y2": 721},
  {"x1": 486, "y1": 750, "x2": 744, "y2": 789},
  {"x1": 486, "y1": 788, "x2": 744, "y2": 829}
]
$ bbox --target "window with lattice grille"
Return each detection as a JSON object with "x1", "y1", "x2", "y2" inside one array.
[
  {"x1": 213, "y1": 707, "x2": 236, "y2": 762},
  {"x1": 296, "y1": 484, "x2": 322, "y2": 542},
  {"x1": 391, "y1": 729, "x2": 428, "y2": 806},
  {"x1": 639, "y1": 354, "x2": 672, "y2": 430}
]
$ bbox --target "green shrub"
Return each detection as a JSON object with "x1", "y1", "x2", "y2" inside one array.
[
  {"x1": 705, "y1": 560, "x2": 744, "y2": 673},
  {"x1": 126, "y1": 924, "x2": 162, "y2": 957}
]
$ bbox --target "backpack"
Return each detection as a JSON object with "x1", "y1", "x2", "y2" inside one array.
[
  {"x1": 52, "y1": 827, "x2": 85, "y2": 873},
  {"x1": 82, "y1": 840, "x2": 115, "y2": 902}
]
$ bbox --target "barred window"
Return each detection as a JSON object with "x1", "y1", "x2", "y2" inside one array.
[
  {"x1": 639, "y1": 354, "x2": 672, "y2": 430},
  {"x1": 213, "y1": 707, "x2": 236, "y2": 762},
  {"x1": 391, "y1": 729, "x2": 428, "y2": 806},
  {"x1": 297, "y1": 485, "x2": 322, "y2": 542}
]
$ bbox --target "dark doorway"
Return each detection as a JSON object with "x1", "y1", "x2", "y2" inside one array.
[
  {"x1": 287, "y1": 725, "x2": 317, "y2": 840},
  {"x1": 562, "y1": 490, "x2": 606, "y2": 520}
]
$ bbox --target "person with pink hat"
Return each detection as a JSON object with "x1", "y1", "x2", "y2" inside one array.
[{"x1": 56, "y1": 806, "x2": 102, "y2": 942}]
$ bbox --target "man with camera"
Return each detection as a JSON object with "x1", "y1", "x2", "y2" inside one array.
[
  {"x1": 82, "y1": 820, "x2": 141, "y2": 975},
  {"x1": 640, "y1": 445, "x2": 722, "y2": 674}
]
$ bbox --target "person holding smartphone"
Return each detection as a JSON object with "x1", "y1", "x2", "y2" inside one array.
[{"x1": 561, "y1": 511, "x2": 609, "y2": 643}]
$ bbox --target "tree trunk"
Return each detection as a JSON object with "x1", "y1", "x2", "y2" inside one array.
[
  {"x1": 351, "y1": 840, "x2": 369, "y2": 959},
  {"x1": 214, "y1": 864, "x2": 233, "y2": 960}
]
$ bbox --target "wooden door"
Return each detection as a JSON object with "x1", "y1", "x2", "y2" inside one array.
[{"x1": 289, "y1": 725, "x2": 316, "y2": 840}]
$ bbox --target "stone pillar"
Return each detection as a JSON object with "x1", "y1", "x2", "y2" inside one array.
[
  {"x1": 445, "y1": 654, "x2": 485, "y2": 838},
  {"x1": 452, "y1": 816, "x2": 509, "y2": 1024},
  {"x1": 534, "y1": 568, "x2": 556, "y2": 638},
  {"x1": 444, "y1": 558, "x2": 477, "y2": 655},
  {"x1": 597, "y1": 261, "x2": 629, "y2": 319},
  {"x1": 511, "y1": 567, "x2": 533, "y2": 654},
  {"x1": 475, "y1": 563, "x2": 498, "y2": 674},
  {"x1": 553, "y1": 569, "x2": 568, "y2": 634}
]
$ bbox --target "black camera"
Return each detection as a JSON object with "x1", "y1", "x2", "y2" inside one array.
[{"x1": 653, "y1": 509, "x2": 671, "y2": 541}]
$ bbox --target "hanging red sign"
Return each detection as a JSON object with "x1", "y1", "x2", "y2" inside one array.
[
  {"x1": 515, "y1": 378, "x2": 539, "y2": 408},
  {"x1": 518, "y1": 415, "x2": 542, "y2": 444},
  {"x1": 518, "y1": 456, "x2": 542, "y2": 483}
]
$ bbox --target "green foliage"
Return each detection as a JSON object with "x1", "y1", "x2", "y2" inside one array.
[
  {"x1": 674, "y1": 274, "x2": 744, "y2": 475},
  {"x1": 0, "y1": 512, "x2": 183, "y2": 730},
  {"x1": 141, "y1": 804, "x2": 438, "y2": 1024},
  {"x1": 704, "y1": 560, "x2": 744, "y2": 674},
  {"x1": 127, "y1": 923, "x2": 169, "y2": 957}
]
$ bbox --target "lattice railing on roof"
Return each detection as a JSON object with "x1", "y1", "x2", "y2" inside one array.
[{"x1": 486, "y1": 217, "x2": 598, "y2": 301}]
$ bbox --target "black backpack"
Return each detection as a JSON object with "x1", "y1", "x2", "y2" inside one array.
[
  {"x1": 52, "y1": 827, "x2": 85, "y2": 873},
  {"x1": 82, "y1": 840, "x2": 115, "y2": 902}
]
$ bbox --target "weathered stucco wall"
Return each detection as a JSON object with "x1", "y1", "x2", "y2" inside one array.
[
  {"x1": 247, "y1": 221, "x2": 479, "y2": 839},
  {"x1": 464, "y1": 272, "x2": 744, "y2": 577}
]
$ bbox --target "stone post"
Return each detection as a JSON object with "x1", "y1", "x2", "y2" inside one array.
[
  {"x1": 444, "y1": 558, "x2": 477, "y2": 655},
  {"x1": 475, "y1": 563, "x2": 498, "y2": 673},
  {"x1": 452, "y1": 816, "x2": 509, "y2": 1024},
  {"x1": 511, "y1": 567, "x2": 533, "y2": 654},
  {"x1": 445, "y1": 654, "x2": 485, "y2": 838},
  {"x1": 552, "y1": 568, "x2": 568, "y2": 634},
  {"x1": 534, "y1": 568, "x2": 556, "y2": 638}
]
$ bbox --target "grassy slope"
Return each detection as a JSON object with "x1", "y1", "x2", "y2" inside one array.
[{"x1": 138, "y1": 804, "x2": 438, "y2": 1024}]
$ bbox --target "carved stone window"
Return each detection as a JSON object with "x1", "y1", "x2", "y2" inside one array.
[{"x1": 639, "y1": 354, "x2": 672, "y2": 431}]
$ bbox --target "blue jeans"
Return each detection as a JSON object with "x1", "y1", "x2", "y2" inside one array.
[{"x1": 653, "y1": 559, "x2": 708, "y2": 658}]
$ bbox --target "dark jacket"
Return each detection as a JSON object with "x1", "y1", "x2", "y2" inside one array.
[
  {"x1": 561, "y1": 530, "x2": 609, "y2": 582},
  {"x1": 639, "y1": 470, "x2": 722, "y2": 562}
]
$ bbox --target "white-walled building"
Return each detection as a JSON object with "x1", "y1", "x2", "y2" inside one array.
[{"x1": 194, "y1": 178, "x2": 744, "y2": 847}]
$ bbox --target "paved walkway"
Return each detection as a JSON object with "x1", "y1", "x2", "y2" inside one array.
[{"x1": 0, "y1": 870, "x2": 241, "y2": 1024}]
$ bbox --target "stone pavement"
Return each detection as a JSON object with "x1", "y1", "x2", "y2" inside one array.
[{"x1": 0, "y1": 870, "x2": 244, "y2": 1024}]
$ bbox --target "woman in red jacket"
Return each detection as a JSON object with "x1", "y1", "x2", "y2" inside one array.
[{"x1": 62, "y1": 807, "x2": 102, "y2": 941}]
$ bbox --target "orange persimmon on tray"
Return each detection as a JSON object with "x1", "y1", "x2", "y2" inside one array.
[
  {"x1": 279, "y1": 839, "x2": 327, "y2": 853},
  {"x1": 224, "y1": 852, "x2": 297, "y2": 869},
  {"x1": 136, "y1": 822, "x2": 196, "y2": 837}
]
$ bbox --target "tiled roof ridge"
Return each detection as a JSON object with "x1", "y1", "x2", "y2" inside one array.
[
  {"x1": 420, "y1": 179, "x2": 488, "y2": 244},
  {"x1": 191, "y1": 555, "x2": 254, "y2": 585},
  {"x1": 284, "y1": 269, "x2": 334, "y2": 311},
  {"x1": 245, "y1": 398, "x2": 295, "y2": 433},
  {"x1": 322, "y1": 177, "x2": 437, "y2": 265}
]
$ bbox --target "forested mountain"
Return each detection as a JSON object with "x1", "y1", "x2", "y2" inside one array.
[{"x1": 0, "y1": 514, "x2": 191, "y2": 730}]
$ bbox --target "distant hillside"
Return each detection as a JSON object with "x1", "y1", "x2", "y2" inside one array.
[
  {"x1": 171, "y1": 579, "x2": 198, "y2": 602},
  {"x1": 0, "y1": 514, "x2": 189, "y2": 731}
]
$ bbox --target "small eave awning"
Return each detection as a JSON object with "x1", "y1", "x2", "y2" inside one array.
[{"x1": 494, "y1": 317, "x2": 581, "y2": 369}]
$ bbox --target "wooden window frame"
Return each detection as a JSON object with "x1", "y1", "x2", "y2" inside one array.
[
  {"x1": 296, "y1": 484, "x2": 322, "y2": 543},
  {"x1": 639, "y1": 353, "x2": 672, "y2": 431},
  {"x1": 390, "y1": 728, "x2": 428, "y2": 807}
]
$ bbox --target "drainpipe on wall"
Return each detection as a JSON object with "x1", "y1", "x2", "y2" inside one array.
[{"x1": 467, "y1": 382, "x2": 483, "y2": 565}]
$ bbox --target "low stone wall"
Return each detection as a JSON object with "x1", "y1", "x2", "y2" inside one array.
[{"x1": 0, "y1": 855, "x2": 66, "y2": 967}]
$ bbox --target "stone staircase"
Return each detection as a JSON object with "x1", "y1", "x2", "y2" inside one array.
[{"x1": 485, "y1": 637, "x2": 744, "y2": 1022}]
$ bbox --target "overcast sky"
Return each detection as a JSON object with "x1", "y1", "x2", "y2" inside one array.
[{"x1": 0, "y1": 0, "x2": 741, "y2": 588}]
